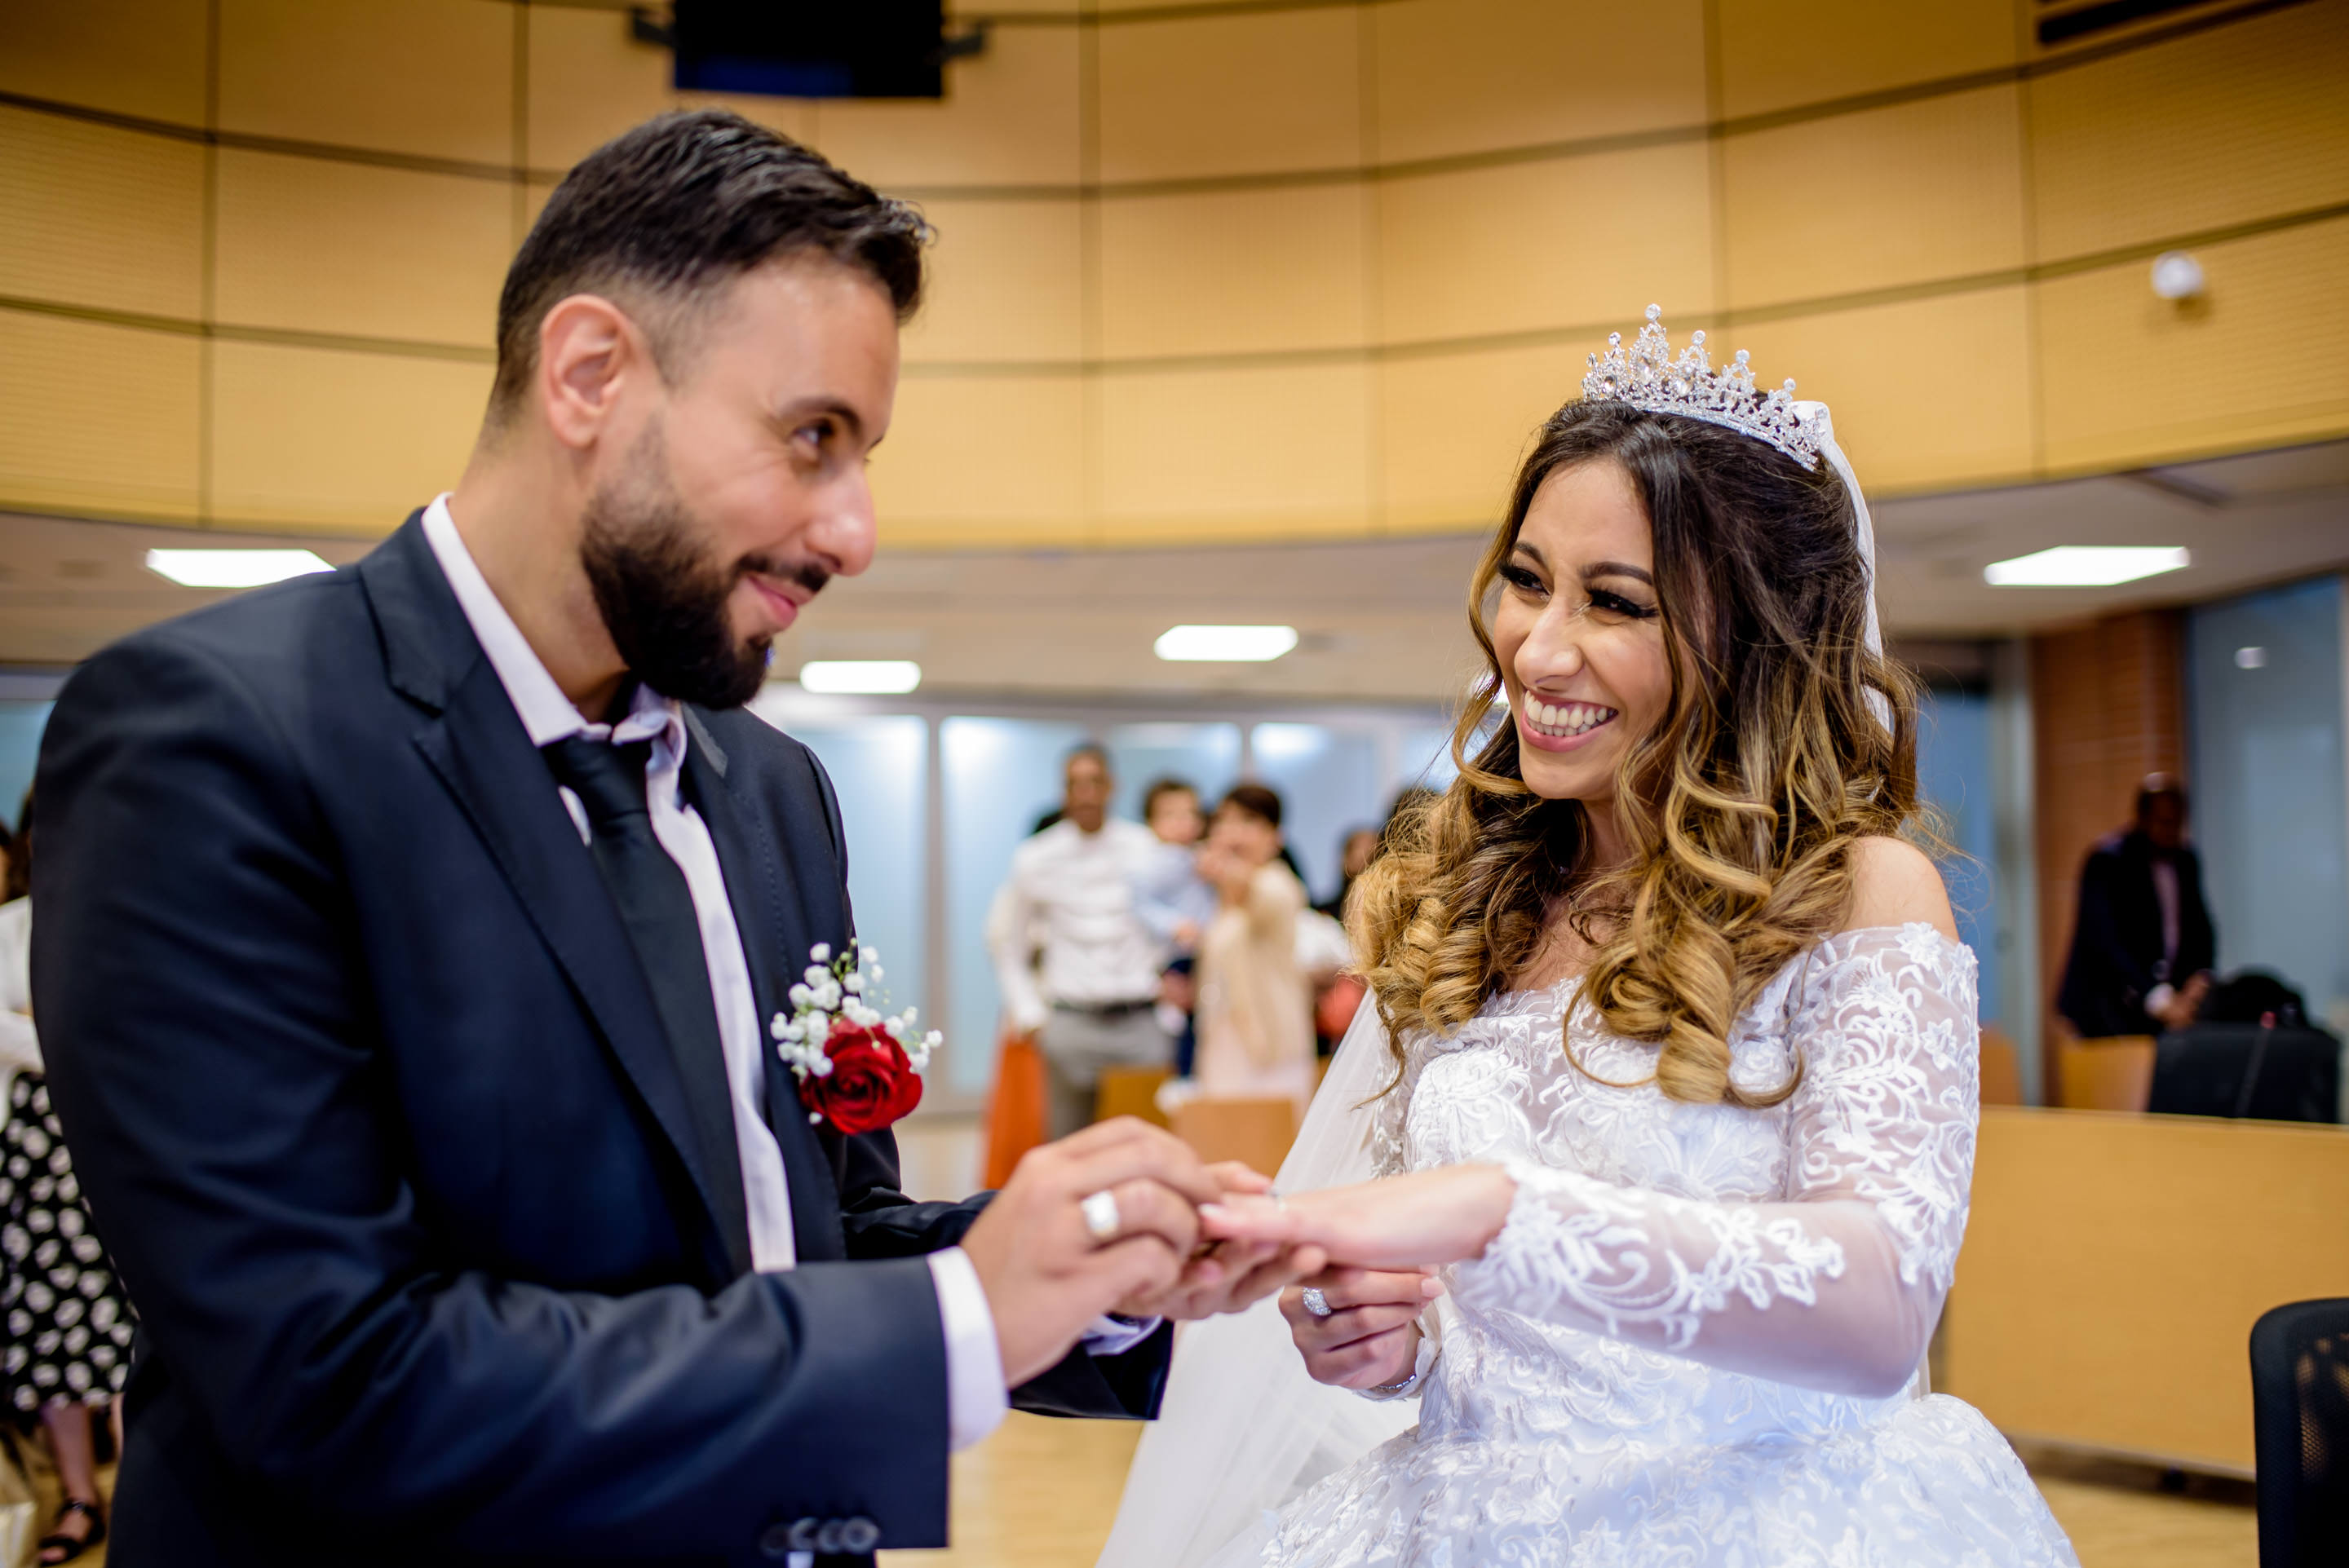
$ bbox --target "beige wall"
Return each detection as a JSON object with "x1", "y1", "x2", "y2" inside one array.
[{"x1": 2, "y1": 0, "x2": 2344, "y2": 544}]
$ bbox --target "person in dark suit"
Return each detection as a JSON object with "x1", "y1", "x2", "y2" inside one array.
[
  {"x1": 2056, "y1": 774, "x2": 2218, "y2": 1040},
  {"x1": 30, "y1": 112, "x2": 1316, "y2": 1567}
]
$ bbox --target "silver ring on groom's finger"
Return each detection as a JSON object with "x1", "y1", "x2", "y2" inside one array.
[
  {"x1": 1080, "y1": 1188, "x2": 1122, "y2": 1243},
  {"x1": 1301, "y1": 1287, "x2": 1333, "y2": 1318}
]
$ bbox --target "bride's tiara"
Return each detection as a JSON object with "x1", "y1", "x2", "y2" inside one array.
[{"x1": 1580, "y1": 305, "x2": 1822, "y2": 471}]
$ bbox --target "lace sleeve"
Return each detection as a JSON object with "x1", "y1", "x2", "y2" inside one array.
[{"x1": 1449, "y1": 925, "x2": 1980, "y2": 1398}]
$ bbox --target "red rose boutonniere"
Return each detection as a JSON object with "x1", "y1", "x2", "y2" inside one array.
[{"x1": 770, "y1": 943, "x2": 940, "y2": 1136}]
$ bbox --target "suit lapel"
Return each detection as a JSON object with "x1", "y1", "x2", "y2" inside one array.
[
  {"x1": 366, "y1": 520, "x2": 748, "y2": 1283},
  {"x1": 681, "y1": 714, "x2": 847, "y2": 1264}
]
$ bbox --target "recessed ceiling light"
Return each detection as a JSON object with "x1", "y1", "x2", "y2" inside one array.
[
  {"x1": 1982, "y1": 546, "x2": 2190, "y2": 587},
  {"x1": 1153, "y1": 625, "x2": 1298, "y2": 662},
  {"x1": 144, "y1": 548, "x2": 334, "y2": 588},
  {"x1": 797, "y1": 659, "x2": 922, "y2": 694}
]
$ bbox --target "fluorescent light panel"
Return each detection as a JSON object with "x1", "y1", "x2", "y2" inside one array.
[
  {"x1": 797, "y1": 659, "x2": 922, "y2": 694},
  {"x1": 145, "y1": 549, "x2": 334, "y2": 589},
  {"x1": 1982, "y1": 546, "x2": 2190, "y2": 587},
  {"x1": 1154, "y1": 625, "x2": 1298, "y2": 662}
]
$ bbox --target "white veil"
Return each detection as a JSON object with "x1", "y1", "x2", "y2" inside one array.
[
  {"x1": 1096, "y1": 999, "x2": 1418, "y2": 1568},
  {"x1": 1095, "y1": 400, "x2": 1883, "y2": 1568}
]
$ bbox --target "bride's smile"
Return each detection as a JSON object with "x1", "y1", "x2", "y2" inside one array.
[{"x1": 1489, "y1": 457, "x2": 1672, "y2": 827}]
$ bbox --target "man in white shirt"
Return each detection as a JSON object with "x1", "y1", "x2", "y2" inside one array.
[
  {"x1": 33, "y1": 110, "x2": 1316, "y2": 1568},
  {"x1": 994, "y1": 747, "x2": 1175, "y2": 1138}
]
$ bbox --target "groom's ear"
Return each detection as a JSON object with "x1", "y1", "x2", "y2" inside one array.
[{"x1": 536, "y1": 294, "x2": 656, "y2": 452}]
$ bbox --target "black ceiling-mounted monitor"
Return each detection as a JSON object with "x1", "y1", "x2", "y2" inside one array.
[{"x1": 669, "y1": 1, "x2": 949, "y2": 99}]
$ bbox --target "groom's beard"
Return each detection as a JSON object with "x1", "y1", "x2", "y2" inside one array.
[{"x1": 579, "y1": 432, "x2": 828, "y2": 711}]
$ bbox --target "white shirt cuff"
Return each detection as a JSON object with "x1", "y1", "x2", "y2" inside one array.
[
  {"x1": 927, "y1": 1247, "x2": 1008, "y2": 1452},
  {"x1": 2146, "y1": 983, "x2": 2176, "y2": 1017},
  {"x1": 1082, "y1": 1314, "x2": 1163, "y2": 1358}
]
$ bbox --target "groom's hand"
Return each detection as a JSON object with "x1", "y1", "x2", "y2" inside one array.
[
  {"x1": 1114, "y1": 1163, "x2": 1327, "y2": 1322},
  {"x1": 960, "y1": 1118, "x2": 1223, "y2": 1385}
]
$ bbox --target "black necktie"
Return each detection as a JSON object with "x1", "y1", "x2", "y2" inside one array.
[{"x1": 542, "y1": 735, "x2": 750, "y2": 1271}]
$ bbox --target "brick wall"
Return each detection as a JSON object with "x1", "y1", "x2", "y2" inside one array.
[{"x1": 2029, "y1": 609, "x2": 2187, "y2": 1097}]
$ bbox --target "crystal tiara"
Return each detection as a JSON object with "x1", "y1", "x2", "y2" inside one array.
[{"x1": 1580, "y1": 305, "x2": 1821, "y2": 470}]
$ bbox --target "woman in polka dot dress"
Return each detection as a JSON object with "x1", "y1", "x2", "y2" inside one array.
[{"x1": 1, "y1": 800, "x2": 136, "y2": 1564}]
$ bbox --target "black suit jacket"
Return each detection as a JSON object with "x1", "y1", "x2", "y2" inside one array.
[
  {"x1": 2055, "y1": 828, "x2": 2218, "y2": 1040},
  {"x1": 31, "y1": 515, "x2": 1170, "y2": 1567}
]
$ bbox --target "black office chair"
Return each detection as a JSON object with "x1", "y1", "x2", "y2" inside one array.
[{"x1": 2251, "y1": 1298, "x2": 2349, "y2": 1567}]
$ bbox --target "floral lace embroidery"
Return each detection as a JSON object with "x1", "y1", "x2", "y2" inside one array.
[
  {"x1": 1240, "y1": 927, "x2": 2074, "y2": 1568},
  {"x1": 1455, "y1": 1161, "x2": 1848, "y2": 1349}
]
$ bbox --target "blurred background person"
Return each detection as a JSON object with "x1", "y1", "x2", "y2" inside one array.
[
  {"x1": 1313, "y1": 826, "x2": 1381, "y2": 922},
  {"x1": 2057, "y1": 774, "x2": 2217, "y2": 1040},
  {"x1": 0, "y1": 793, "x2": 135, "y2": 1565},
  {"x1": 1132, "y1": 778, "x2": 1213, "y2": 1080},
  {"x1": 1189, "y1": 785, "x2": 1316, "y2": 1115},
  {"x1": 990, "y1": 744, "x2": 1170, "y2": 1138}
]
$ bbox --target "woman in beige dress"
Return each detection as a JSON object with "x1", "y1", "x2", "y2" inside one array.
[{"x1": 1192, "y1": 785, "x2": 1317, "y2": 1115}]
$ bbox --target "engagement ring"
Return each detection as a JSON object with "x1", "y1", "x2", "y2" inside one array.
[
  {"x1": 1080, "y1": 1188, "x2": 1121, "y2": 1243},
  {"x1": 1301, "y1": 1287, "x2": 1333, "y2": 1318}
]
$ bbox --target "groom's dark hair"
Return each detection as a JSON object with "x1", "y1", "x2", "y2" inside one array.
[{"x1": 489, "y1": 108, "x2": 929, "y2": 426}]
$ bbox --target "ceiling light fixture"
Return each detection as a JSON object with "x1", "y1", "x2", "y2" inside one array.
[
  {"x1": 144, "y1": 548, "x2": 334, "y2": 589},
  {"x1": 1982, "y1": 546, "x2": 2190, "y2": 587},
  {"x1": 1153, "y1": 625, "x2": 1298, "y2": 662},
  {"x1": 796, "y1": 659, "x2": 922, "y2": 694}
]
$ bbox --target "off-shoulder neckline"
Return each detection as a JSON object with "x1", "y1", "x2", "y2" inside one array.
[{"x1": 1499, "y1": 921, "x2": 1967, "y2": 1003}]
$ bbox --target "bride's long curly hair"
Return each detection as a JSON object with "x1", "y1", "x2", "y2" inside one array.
[{"x1": 1349, "y1": 400, "x2": 1926, "y2": 1107}]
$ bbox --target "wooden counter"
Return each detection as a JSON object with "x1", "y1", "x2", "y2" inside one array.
[{"x1": 1942, "y1": 1106, "x2": 2349, "y2": 1476}]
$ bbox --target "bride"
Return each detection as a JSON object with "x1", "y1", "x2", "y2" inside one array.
[{"x1": 1099, "y1": 309, "x2": 2079, "y2": 1567}]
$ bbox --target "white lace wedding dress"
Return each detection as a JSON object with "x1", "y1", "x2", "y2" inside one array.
[{"x1": 1213, "y1": 923, "x2": 2077, "y2": 1568}]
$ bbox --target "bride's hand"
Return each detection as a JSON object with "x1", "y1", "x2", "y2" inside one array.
[
  {"x1": 1199, "y1": 1164, "x2": 1518, "y2": 1270},
  {"x1": 1115, "y1": 1162, "x2": 1328, "y2": 1322},
  {"x1": 1282, "y1": 1266, "x2": 1444, "y2": 1390}
]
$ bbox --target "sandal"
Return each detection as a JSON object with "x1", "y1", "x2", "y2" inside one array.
[{"x1": 37, "y1": 1497, "x2": 105, "y2": 1565}]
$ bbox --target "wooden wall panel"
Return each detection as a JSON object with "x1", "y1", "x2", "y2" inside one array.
[
  {"x1": 1948, "y1": 1107, "x2": 2349, "y2": 1475},
  {"x1": 1376, "y1": 341, "x2": 1583, "y2": 533},
  {"x1": 2029, "y1": 609, "x2": 2185, "y2": 1076},
  {"x1": 209, "y1": 342, "x2": 489, "y2": 532},
  {"x1": 2037, "y1": 216, "x2": 2349, "y2": 474},
  {"x1": 1096, "y1": 7, "x2": 1364, "y2": 183},
  {"x1": 806, "y1": 24, "x2": 1078, "y2": 189},
  {"x1": 1097, "y1": 184, "x2": 1369, "y2": 360},
  {"x1": 0, "y1": 107, "x2": 205, "y2": 320},
  {"x1": 1097, "y1": 363, "x2": 1372, "y2": 541},
  {"x1": 1713, "y1": 0, "x2": 2017, "y2": 120},
  {"x1": 1720, "y1": 86, "x2": 2025, "y2": 311},
  {"x1": 901, "y1": 199, "x2": 1084, "y2": 367},
  {"x1": 1375, "y1": 142, "x2": 1714, "y2": 347},
  {"x1": 869, "y1": 374, "x2": 1086, "y2": 547},
  {"x1": 1727, "y1": 286, "x2": 2036, "y2": 493},
  {"x1": 215, "y1": 0, "x2": 513, "y2": 166},
  {"x1": 0, "y1": 0, "x2": 209, "y2": 125},
  {"x1": 524, "y1": 6, "x2": 674, "y2": 173},
  {"x1": 1369, "y1": 0, "x2": 1707, "y2": 165},
  {"x1": 0, "y1": 314, "x2": 201, "y2": 522},
  {"x1": 2028, "y1": 0, "x2": 2349, "y2": 262},
  {"x1": 213, "y1": 150, "x2": 511, "y2": 346}
]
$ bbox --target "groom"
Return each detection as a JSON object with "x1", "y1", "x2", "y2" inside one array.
[{"x1": 32, "y1": 111, "x2": 1312, "y2": 1566}]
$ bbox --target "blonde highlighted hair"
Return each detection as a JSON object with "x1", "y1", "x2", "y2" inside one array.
[{"x1": 1349, "y1": 401, "x2": 1927, "y2": 1107}]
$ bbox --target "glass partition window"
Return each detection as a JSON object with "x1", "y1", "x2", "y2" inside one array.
[
  {"x1": 940, "y1": 718, "x2": 1092, "y2": 1094},
  {"x1": 766, "y1": 713, "x2": 929, "y2": 1032},
  {"x1": 1105, "y1": 722, "x2": 1241, "y2": 826},
  {"x1": 1915, "y1": 688, "x2": 2002, "y2": 1027},
  {"x1": 1250, "y1": 723, "x2": 1389, "y2": 907},
  {"x1": 2188, "y1": 577, "x2": 2349, "y2": 1035}
]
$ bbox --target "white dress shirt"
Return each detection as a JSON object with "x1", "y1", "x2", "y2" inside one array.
[
  {"x1": 421, "y1": 497, "x2": 1012, "y2": 1454},
  {"x1": 992, "y1": 818, "x2": 1170, "y2": 1034}
]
